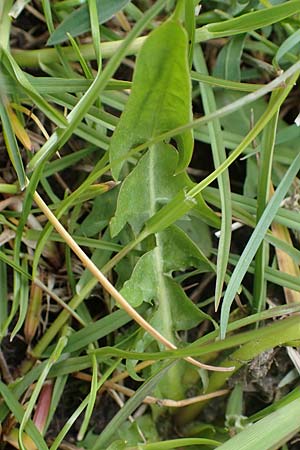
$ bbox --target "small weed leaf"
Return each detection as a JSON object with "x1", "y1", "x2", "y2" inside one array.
[
  {"x1": 111, "y1": 142, "x2": 213, "y2": 398},
  {"x1": 111, "y1": 144, "x2": 193, "y2": 236},
  {"x1": 110, "y1": 144, "x2": 218, "y2": 237},
  {"x1": 119, "y1": 225, "x2": 212, "y2": 399},
  {"x1": 109, "y1": 19, "x2": 193, "y2": 180},
  {"x1": 120, "y1": 225, "x2": 212, "y2": 313}
]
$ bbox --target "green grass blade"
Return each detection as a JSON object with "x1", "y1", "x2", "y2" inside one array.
[
  {"x1": 214, "y1": 33, "x2": 246, "y2": 82},
  {"x1": 90, "y1": 362, "x2": 174, "y2": 449},
  {"x1": 191, "y1": 71, "x2": 264, "y2": 91},
  {"x1": 184, "y1": 0, "x2": 196, "y2": 68},
  {"x1": 18, "y1": 335, "x2": 67, "y2": 450},
  {"x1": 0, "y1": 99, "x2": 26, "y2": 190},
  {"x1": 0, "y1": 251, "x2": 29, "y2": 279},
  {"x1": 225, "y1": 252, "x2": 300, "y2": 296},
  {"x1": 0, "y1": 260, "x2": 8, "y2": 328},
  {"x1": 253, "y1": 91, "x2": 279, "y2": 313},
  {"x1": 41, "y1": 0, "x2": 76, "y2": 77},
  {"x1": 194, "y1": 45, "x2": 232, "y2": 310},
  {"x1": 66, "y1": 33, "x2": 94, "y2": 78},
  {"x1": 47, "y1": 0, "x2": 130, "y2": 46},
  {"x1": 203, "y1": 187, "x2": 300, "y2": 235},
  {"x1": 1, "y1": 305, "x2": 299, "y2": 426},
  {"x1": 30, "y1": 245, "x2": 113, "y2": 359},
  {"x1": 144, "y1": 68, "x2": 300, "y2": 239},
  {"x1": 1, "y1": 74, "x2": 131, "y2": 93},
  {"x1": 88, "y1": 0, "x2": 101, "y2": 68},
  {"x1": 217, "y1": 399, "x2": 300, "y2": 450},
  {"x1": 249, "y1": 387, "x2": 300, "y2": 422},
  {"x1": 28, "y1": 0, "x2": 167, "y2": 170},
  {"x1": 44, "y1": 374, "x2": 68, "y2": 432},
  {"x1": 132, "y1": 438, "x2": 221, "y2": 449},
  {"x1": 44, "y1": 307, "x2": 145, "y2": 356},
  {"x1": 0, "y1": 381, "x2": 48, "y2": 450},
  {"x1": 4, "y1": 164, "x2": 44, "y2": 335},
  {"x1": 220, "y1": 150, "x2": 300, "y2": 339},
  {"x1": 49, "y1": 360, "x2": 119, "y2": 450},
  {"x1": 275, "y1": 28, "x2": 300, "y2": 64},
  {"x1": 10, "y1": 258, "x2": 29, "y2": 340},
  {"x1": 77, "y1": 351, "x2": 98, "y2": 441},
  {"x1": 2, "y1": 50, "x2": 67, "y2": 127},
  {"x1": 0, "y1": 0, "x2": 14, "y2": 49},
  {"x1": 195, "y1": 1, "x2": 300, "y2": 42}
]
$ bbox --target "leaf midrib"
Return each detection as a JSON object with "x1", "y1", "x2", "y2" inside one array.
[{"x1": 149, "y1": 147, "x2": 173, "y2": 343}]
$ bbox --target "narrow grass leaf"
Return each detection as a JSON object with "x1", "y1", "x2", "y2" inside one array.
[
  {"x1": 275, "y1": 28, "x2": 300, "y2": 64},
  {"x1": 2, "y1": 50, "x2": 67, "y2": 128},
  {"x1": 0, "y1": 99, "x2": 26, "y2": 189},
  {"x1": 191, "y1": 71, "x2": 263, "y2": 92},
  {"x1": 41, "y1": 0, "x2": 78, "y2": 77},
  {"x1": 270, "y1": 219, "x2": 300, "y2": 303},
  {"x1": 6, "y1": 102, "x2": 32, "y2": 150},
  {"x1": 132, "y1": 438, "x2": 221, "y2": 449},
  {"x1": 9, "y1": 0, "x2": 31, "y2": 19},
  {"x1": 214, "y1": 250, "x2": 300, "y2": 296},
  {"x1": 44, "y1": 374, "x2": 68, "y2": 432},
  {"x1": 91, "y1": 362, "x2": 174, "y2": 449},
  {"x1": 77, "y1": 351, "x2": 98, "y2": 441},
  {"x1": 47, "y1": 0, "x2": 130, "y2": 46},
  {"x1": 176, "y1": 315, "x2": 300, "y2": 424},
  {"x1": 208, "y1": 187, "x2": 300, "y2": 265},
  {"x1": 44, "y1": 307, "x2": 145, "y2": 356},
  {"x1": 28, "y1": 0, "x2": 167, "y2": 169},
  {"x1": 0, "y1": 183, "x2": 18, "y2": 193},
  {"x1": 66, "y1": 33, "x2": 94, "y2": 78},
  {"x1": 267, "y1": 234, "x2": 300, "y2": 266},
  {"x1": 220, "y1": 151, "x2": 300, "y2": 339},
  {"x1": 213, "y1": 34, "x2": 246, "y2": 82},
  {"x1": 0, "y1": 260, "x2": 7, "y2": 328},
  {"x1": 1, "y1": 74, "x2": 131, "y2": 94},
  {"x1": 88, "y1": 0, "x2": 101, "y2": 67},
  {"x1": 0, "y1": 381, "x2": 48, "y2": 450},
  {"x1": 0, "y1": 251, "x2": 29, "y2": 278},
  {"x1": 203, "y1": 186, "x2": 300, "y2": 235},
  {"x1": 249, "y1": 387, "x2": 300, "y2": 422},
  {"x1": 5, "y1": 163, "x2": 44, "y2": 336},
  {"x1": 217, "y1": 399, "x2": 300, "y2": 450},
  {"x1": 253, "y1": 91, "x2": 279, "y2": 313},
  {"x1": 143, "y1": 68, "x2": 300, "y2": 242},
  {"x1": 185, "y1": 0, "x2": 196, "y2": 67},
  {"x1": 25, "y1": 230, "x2": 122, "y2": 253},
  {"x1": 194, "y1": 45, "x2": 232, "y2": 310},
  {"x1": 50, "y1": 361, "x2": 120, "y2": 450},
  {"x1": 11, "y1": 258, "x2": 29, "y2": 340},
  {"x1": 265, "y1": 267, "x2": 300, "y2": 294},
  {"x1": 18, "y1": 336, "x2": 67, "y2": 450},
  {"x1": 195, "y1": 1, "x2": 300, "y2": 42}
]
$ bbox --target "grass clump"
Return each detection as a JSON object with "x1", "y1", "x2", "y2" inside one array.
[{"x1": 1, "y1": 0, "x2": 300, "y2": 449}]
